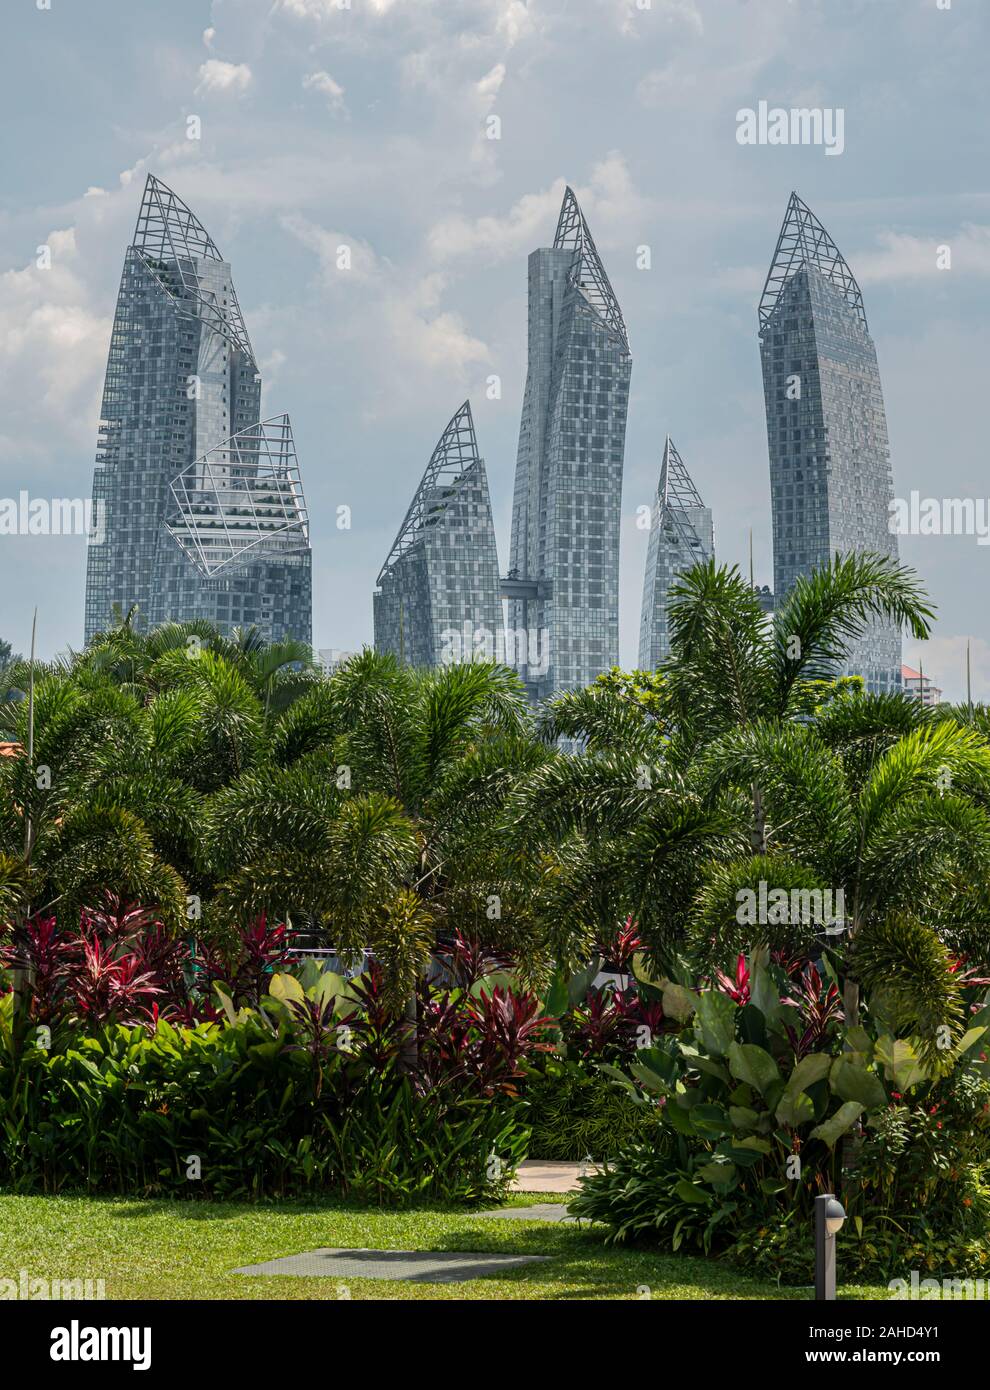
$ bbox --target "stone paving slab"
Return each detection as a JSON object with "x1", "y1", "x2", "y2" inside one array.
[
  {"x1": 477, "y1": 1202, "x2": 577, "y2": 1223},
  {"x1": 232, "y1": 1247, "x2": 551, "y2": 1282},
  {"x1": 510, "y1": 1160, "x2": 598, "y2": 1193}
]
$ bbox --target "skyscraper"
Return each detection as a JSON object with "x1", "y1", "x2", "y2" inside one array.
[
  {"x1": 374, "y1": 400, "x2": 503, "y2": 668},
  {"x1": 759, "y1": 192, "x2": 900, "y2": 691},
  {"x1": 507, "y1": 186, "x2": 631, "y2": 698},
  {"x1": 84, "y1": 175, "x2": 312, "y2": 645},
  {"x1": 638, "y1": 436, "x2": 714, "y2": 669}
]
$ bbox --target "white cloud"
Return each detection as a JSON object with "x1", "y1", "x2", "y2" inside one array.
[
  {"x1": 278, "y1": 0, "x2": 396, "y2": 16},
  {"x1": 428, "y1": 181, "x2": 564, "y2": 261},
  {"x1": 0, "y1": 228, "x2": 110, "y2": 453},
  {"x1": 613, "y1": 0, "x2": 703, "y2": 38},
  {"x1": 636, "y1": 61, "x2": 697, "y2": 107},
  {"x1": 496, "y1": 1, "x2": 534, "y2": 46},
  {"x1": 475, "y1": 62, "x2": 506, "y2": 105},
  {"x1": 303, "y1": 70, "x2": 347, "y2": 113},
  {"x1": 203, "y1": 27, "x2": 216, "y2": 48},
  {"x1": 196, "y1": 59, "x2": 253, "y2": 95},
  {"x1": 281, "y1": 213, "x2": 489, "y2": 397},
  {"x1": 428, "y1": 154, "x2": 649, "y2": 263},
  {"x1": 854, "y1": 224, "x2": 990, "y2": 285}
]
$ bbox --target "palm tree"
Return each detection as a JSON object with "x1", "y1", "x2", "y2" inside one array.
[
  {"x1": 204, "y1": 650, "x2": 557, "y2": 976},
  {"x1": 508, "y1": 552, "x2": 939, "y2": 976},
  {"x1": 695, "y1": 702, "x2": 990, "y2": 1050}
]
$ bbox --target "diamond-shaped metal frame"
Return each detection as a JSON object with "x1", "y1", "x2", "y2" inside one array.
[{"x1": 166, "y1": 413, "x2": 309, "y2": 578}]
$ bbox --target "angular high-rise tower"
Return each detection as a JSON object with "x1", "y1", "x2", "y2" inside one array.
[
  {"x1": 84, "y1": 175, "x2": 312, "y2": 644},
  {"x1": 507, "y1": 186, "x2": 631, "y2": 699},
  {"x1": 638, "y1": 436, "x2": 714, "y2": 669},
  {"x1": 758, "y1": 192, "x2": 900, "y2": 692},
  {"x1": 374, "y1": 401, "x2": 503, "y2": 668}
]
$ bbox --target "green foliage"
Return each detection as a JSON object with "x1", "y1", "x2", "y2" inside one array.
[
  {"x1": 0, "y1": 993, "x2": 528, "y2": 1205},
  {"x1": 568, "y1": 968, "x2": 990, "y2": 1265},
  {"x1": 524, "y1": 1058, "x2": 663, "y2": 1161},
  {"x1": 731, "y1": 1065, "x2": 990, "y2": 1282},
  {"x1": 568, "y1": 1137, "x2": 736, "y2": 1253}
]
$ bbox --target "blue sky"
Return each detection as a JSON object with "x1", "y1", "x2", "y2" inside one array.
[{"x1": 1, "y1": 0, "x2": 988, "y2": 698}]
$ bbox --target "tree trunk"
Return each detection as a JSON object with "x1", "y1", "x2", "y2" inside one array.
[
  {"x1": 750, "y1": 783, "x2": 767, "y2": 854},
  {"x1": 398, "y1": 988, "x2": 419, "y2": 1075},
  {"x1": 839, "y1": 914, "x2": 861, "y2": 1180}
]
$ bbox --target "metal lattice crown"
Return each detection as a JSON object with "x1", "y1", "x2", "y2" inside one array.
[
  {"x1": 758, "y1": 191, "x2": 867, "y2": 333},
  {"x1": 377, "y1": 400, "x2": 487, "y2": 585},
  {"x1": 133, "y1": 174, "x2": 254, "y2": 360},
  {"x1": 654, "y1": 435, "x2": 710, "y2": 557},
  {"x1": 554, "y1": 186, "x2": 629, "y2": 349}
]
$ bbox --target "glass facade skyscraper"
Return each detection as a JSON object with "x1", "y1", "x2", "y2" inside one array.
[
  {"x1": 638, "y1": 436, "x2": 714, "y2": 669},
  {"x1": 759, "y1": 192, "x2": 900, "y2": 692},
  {"x1": 508, "y1": 186, "x2": 631, "y2": 698},
  {"x1": 373, "y1": 400, "x2": 503, "y2": 667},
  {"x1": 84, "y1": 175, "x2": 312, "y2": 645}
]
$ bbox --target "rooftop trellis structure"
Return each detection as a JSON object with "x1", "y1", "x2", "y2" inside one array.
[
  {"x1": 758, "y1": 190, "x2": 867, "y2": 333},
  {"x1": 165, "y1": 414, "x2": 310, "y2": 579},
  {"x1": 377, "y1": 400, "x2": 484, "y2": 585},
  {"x1": 638, "y1": 436, "x2": 714, "y2": 669},
  {"x1": 131, "y1": 173, "x2": 254, "y2": 359},
  {"x1": 553, "y1": 185, "x2": 629, "y2": 348}
]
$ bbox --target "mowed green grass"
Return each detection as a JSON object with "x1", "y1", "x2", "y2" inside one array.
[{"x1": 0, "y1": 1190, "x2": 896, "y2": 1301}]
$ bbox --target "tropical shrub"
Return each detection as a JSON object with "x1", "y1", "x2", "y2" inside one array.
[
  {"x1": 0, "y1": 950, "x2": 550, "y2": 1205},
  {"x1": 569, "y1": 952, "x2": 990, "y2": 1278},
  {"x1": 524, "y1": 1058, "x2": 663, "y2": 1162}
]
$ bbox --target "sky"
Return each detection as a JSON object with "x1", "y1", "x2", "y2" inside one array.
[{"x1": 0, "y1": 0, "x2": 988, "y2": 699}]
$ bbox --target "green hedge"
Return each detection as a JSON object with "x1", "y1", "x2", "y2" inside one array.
[{"x1": 0, "y1": 1013, "x2": 528, "y2": 1205}]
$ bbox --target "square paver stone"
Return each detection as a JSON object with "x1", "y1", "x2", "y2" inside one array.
[
  {"x1": 510, "y1": 1160, "x2": 599, "y2": 1193},
  {"x1": 232, "y1": 1248, "x2": 552, "y2": 1282},
  {"x1": 477, "y1": 1203, "x2": 577, "y2": 1223}
]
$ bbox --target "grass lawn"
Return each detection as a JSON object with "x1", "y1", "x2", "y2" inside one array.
[{"x1": 0, "y1": 1190, "x2": 894, "y2": 1300}]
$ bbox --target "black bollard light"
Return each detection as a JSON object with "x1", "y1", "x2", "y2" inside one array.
[{"x1": 814, "y1": 1193, "x2": 846, "y2": 1300}]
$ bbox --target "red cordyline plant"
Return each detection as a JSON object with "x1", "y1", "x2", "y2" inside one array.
[
  {"x1": 341, "y1": 965, "x2": 408, "y2": 1070},
  {"x1": 70, "y1": 934, "x2": 163, "y2": 1026},
  {"x1": 0, "y1": 915, "x2": 75, "y2": 1022},
  {"x1": 194, "y1": 916, "x2": 295, "y2": 1009},
  {"x1": 782, "y1": 961, "x2": 844, "y2": 1058},
  {"x1": 596, "y1": 915, "x2": 642, "y2": 974},
  {"x1": 463, "y1": 986, "x2": 556, "y2": 1096},
  {"x1": 713, "y1": 952, "x2": 752, "y2": 1005},
  {"x1": 435, "y1": 930, "x2": 511, "y2": 991},
  {"x1": 566, "y1": 988, "x2": 624, "y2": 1056},
  {"x1": 79, "y1": 899, "x2": 158, "y2": 949},
  {"x1": 612, "y1": 987, "x2": 666, "y2": 1046}
]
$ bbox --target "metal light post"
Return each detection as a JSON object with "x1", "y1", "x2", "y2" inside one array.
[{"x1": 815, "y1": 1193, "x2": 846, "y2": 1300}]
